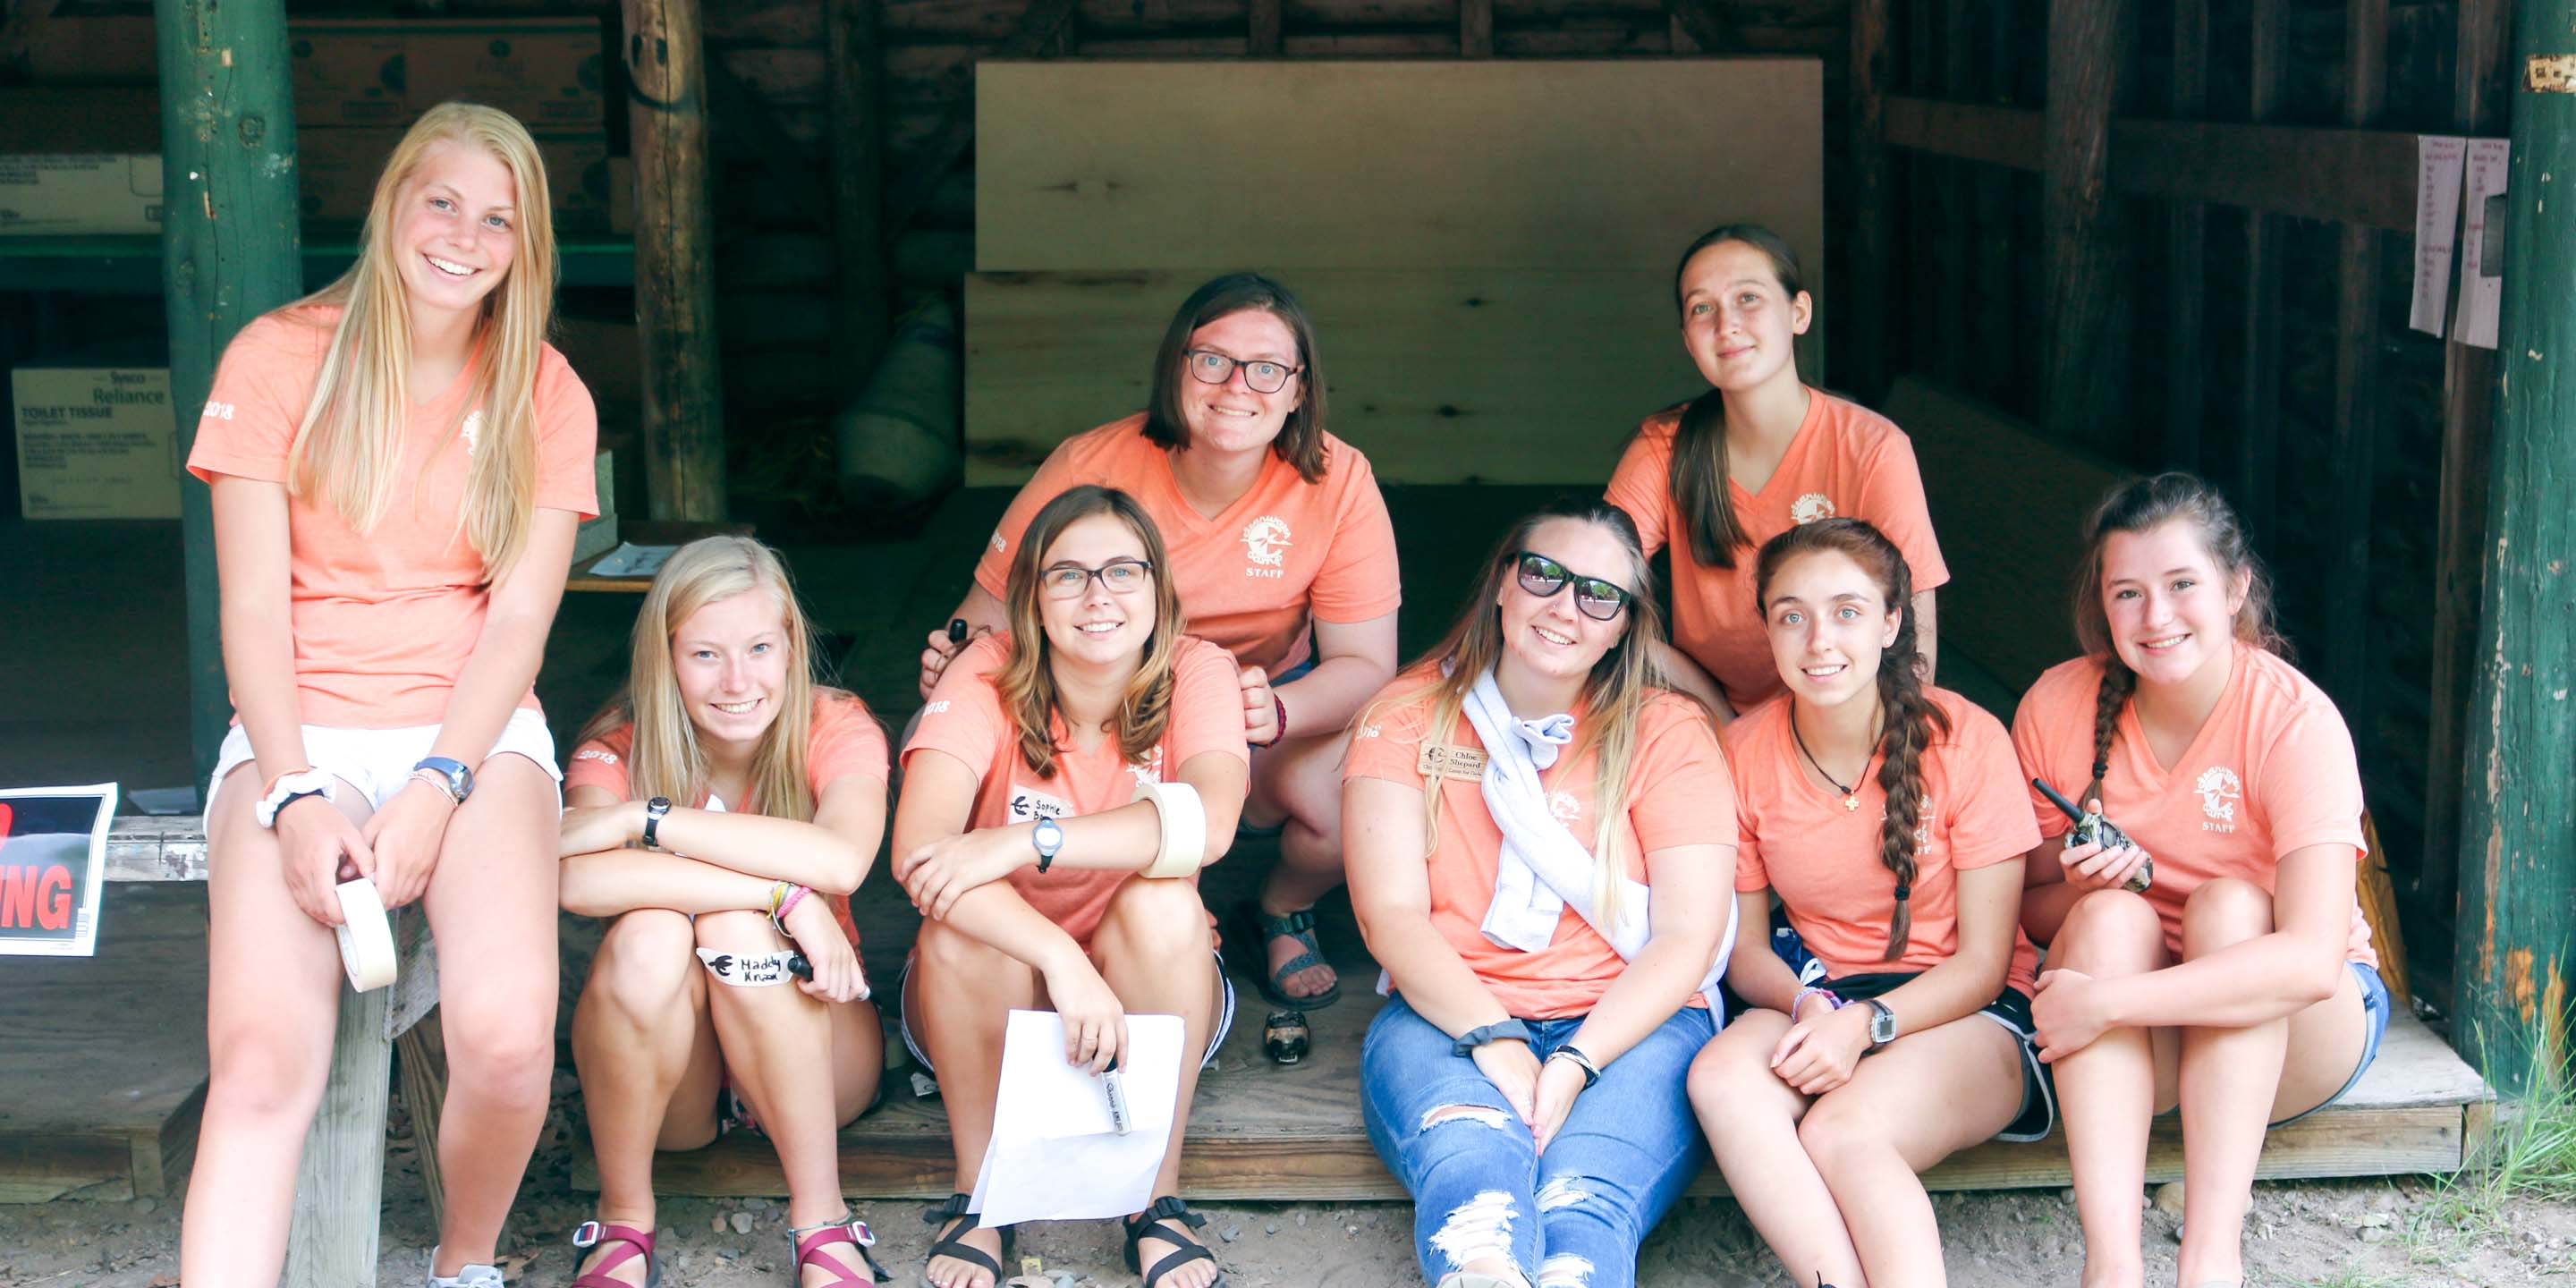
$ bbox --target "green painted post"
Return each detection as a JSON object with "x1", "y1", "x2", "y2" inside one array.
[
  {"x1": 157, "y1": 0, "x2": 302, "y2": 792},
  {"x1": 2453, "y1": 0, "x2": 2576, "y2": 1097}
]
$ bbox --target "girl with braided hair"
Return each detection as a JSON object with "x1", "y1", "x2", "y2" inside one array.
[
  {"x1": 2012, "y1": 472, "x2": 2385, "y2": 1288},
  {"x1": 1687, "y1": 518, "x2": 2048, "y2": 1288}
]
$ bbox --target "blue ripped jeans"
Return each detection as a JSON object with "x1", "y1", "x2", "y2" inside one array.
[{"x1": 1361, "y1": 995, "x2": 1716, "y2": 1288}]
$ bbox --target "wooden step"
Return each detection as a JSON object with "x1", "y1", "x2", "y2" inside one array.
[{"x1": 0, "y1": 885, "x2": 210, "y2": 1202}]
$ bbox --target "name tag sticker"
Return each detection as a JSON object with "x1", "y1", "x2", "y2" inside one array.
[{"x1": 1417, "y1": 743, "x2": 1488, "y2": 782}]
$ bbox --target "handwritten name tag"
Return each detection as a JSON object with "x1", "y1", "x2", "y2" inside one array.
[{"x1": 1417, "y1": 743, "x2": 1488, "y2": 782}]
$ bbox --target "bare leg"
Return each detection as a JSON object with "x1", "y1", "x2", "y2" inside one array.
[
  {"x1": 570, "y1": 909, "x2": 721, "y2": 1284},
  {"x1": 1688, "y1": 1010, "x2": 1861, "y2": 1285},
  {"x1": 2045, "y1": 889, "x2": 2177, "y2": 1288},
  {"x1": 419, "y1": 756, "x2": 563, "y2": 1275},
  {"x1": 907, "y1": 916, "x2": 1039, "y2": 1288},
  {"x1": 178, "y1": 767, "x2": 370, "y2": 1288},
  {"x1": 1246, "y1": 733, "x2": 1347, "y2": 1000},
  {"x1": 1796, "y1": 1017, "x2": 2025, "y2": 1288},
  {"x1": 1089, "y1": 877, "x2": 1224, "y2": 1288}
]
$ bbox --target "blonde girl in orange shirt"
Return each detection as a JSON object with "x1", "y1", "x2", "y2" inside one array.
[
  {"x1": 2014, "y1": 473, "x2": 2384, "y2": 1288},
  {"x1": 181, "y1": 105, "x2": 596, "y2": 1286}
]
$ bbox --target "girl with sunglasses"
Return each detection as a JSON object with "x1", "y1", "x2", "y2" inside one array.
[
  {"x1": 555, "y1": 536, "x2": 891, "y2": 1287},
  {"x1": 1345, "y1": 498, "x2": 1735, "y2": 1288},
  {"x1": 1687, "y1": 519, "x2": 2048, "y2": 1288},
  {"x1": 895, "y1": 486, "x2": 1249, "y2": 1288},
  {"x1": 1606, "y1": 224, "x2": 1948, "y2": 722},
  {"x1": 918, "y1": 273, "x2": 1399, "y2": 1014}
]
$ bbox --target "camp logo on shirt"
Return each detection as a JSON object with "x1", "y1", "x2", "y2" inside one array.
[
  {"x1": 988, "y1": 531, "x2": 1006, "y2": 555},
  {"x1": 460, "y1": 409, "x2": 484, "y2": 457},
  {"x1": 1547, "y1": 791, "x2": 1581, "y2": 824},
  {"x1": 1791, "y1": 493, "x2": 1836, "y2": 524},
  {"x1": 1125, "y1": 746, "x2": 1167, "y2": 789},
  {"x1": 572, "y1": 747, "x2": 620, "y2": 766},
  {"x1": 1006, "y1": 786, "x2": 1072, "y2": 823},
  {"x1": 2195, "y1": 767, "x2": 2243, "y2": 831},
  {"x1": 1241, "y1": 515, "x2": 1292, "y2": 576}
]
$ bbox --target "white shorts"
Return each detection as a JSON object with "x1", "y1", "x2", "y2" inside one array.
[{"x1": 206, "y1": 708, "x2": 563, "y2": 818}]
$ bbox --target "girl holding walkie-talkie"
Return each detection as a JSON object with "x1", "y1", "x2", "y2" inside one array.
[{"x1": 2012, "y1": 473, "x2": 2386, "y2": 1288}]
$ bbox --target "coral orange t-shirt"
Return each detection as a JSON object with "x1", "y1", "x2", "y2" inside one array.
[
  {"x1": 1605, "y1": 388, "x2": 1948, "y2": 712},
  {"x1": 1726, "y1": 690, "x2": 2043, "y2": 996},
  {"x1": 564, "y1": 690, "x2": 890, "y2": 945},
  {"x1": 971, "y1": 415, "x2": 1402, "y2": 676},
  {"x1": 185, "y1": 305, "x2": 599, "y2": 728},
  {"x1": 903, "y1": 632, "x2": 1250, "y2": 945},
  {"x1": 2011, "y1": 646, "x2": 2375, "y2": 968},
  {"x1": 1343, "y1": 671, "x2": 1739, "y2": 1021}
]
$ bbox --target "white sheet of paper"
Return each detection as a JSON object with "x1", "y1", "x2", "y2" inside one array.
[
  {"x1": 2410, "y1": 135, "x2": 2467, "y2": 336},
  {"x1": 968, "y1": 1009, "x2": 1186, "y2": 1226},
  {"x1": 2457, "y1": 138, "x2": 2511, "y2": 350}
]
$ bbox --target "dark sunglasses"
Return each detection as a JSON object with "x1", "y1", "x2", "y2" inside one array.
[{"x1": 1512, "y1": 551, "x2": 1634, "y2": 622}]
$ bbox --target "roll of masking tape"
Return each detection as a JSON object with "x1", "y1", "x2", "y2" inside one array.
[
  {"x1": 1130, "y1": 779, "x2": 1206, "y2": 880},
  {"x1": 334, "y1": 877, "x2": 399, "y2": 993}
]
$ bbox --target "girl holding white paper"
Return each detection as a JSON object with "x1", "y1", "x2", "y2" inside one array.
[
  {"x1": 1344, "y1": 498, "x2": 1735, "y2": 1288},
  {"x1": 894, "y1": 485, "x2": 1249, "y2": 1288},
  {"x1": 555, "y1": 537, "x2": 892, "y2": 1287},
  {"x1": 180, "y1": 104, "x2": 595, "y2": 1287}
]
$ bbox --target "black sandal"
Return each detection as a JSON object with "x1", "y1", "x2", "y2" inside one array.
[
  {"x1": 919, "y1": 1192, "x2": 1013, "y2": 1286},
  {"x1": 1237, "y1": 902, "x2": 1341, "y2": 1009},
  {"x1": 1123, "y1": 1195, "x2": 1225, "y2": 1288}
]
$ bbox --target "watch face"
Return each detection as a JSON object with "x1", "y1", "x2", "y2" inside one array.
[
  {"x1": 1870, "y1": 1004, "x2": 1897, "y2": 1043},
  {"x1": 1034, "y1": 818, "x2": 1063, "y2": 851}
]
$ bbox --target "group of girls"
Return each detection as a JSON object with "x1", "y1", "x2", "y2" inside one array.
[{"x1": 178, "y1": 101, "x2": 2387, "y2": 1288}]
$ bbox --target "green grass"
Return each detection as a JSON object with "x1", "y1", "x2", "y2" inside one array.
[
  {"x1": 2287, "y1": 1268, "x2": 2415, "y2": 1288},
  {"x1": 2407, "y1": 1055, "x2": 2576, "y2": 1252}
]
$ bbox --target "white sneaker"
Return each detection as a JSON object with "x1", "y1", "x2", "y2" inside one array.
[{"x1": 425, "y1": 1248, "x2": 505, "y2": 1288}]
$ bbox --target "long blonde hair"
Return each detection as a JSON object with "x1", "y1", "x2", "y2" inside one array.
[
  {"x1": 995, "y1": 486, "x2": 1185, "y2": 778},
  {"x1": 1368, "y1": 498, "x2": 1674, "y2": 921},
  {"x1": 285, "y1": 102, "x2": 558, "y2": 580},
  {"x1": 580, "y1": 537, "x2": 828, "y2": 820}
]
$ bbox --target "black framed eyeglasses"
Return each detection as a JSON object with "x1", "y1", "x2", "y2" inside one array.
[
  {"x1": 1039, "y1": 558, "x2": 1154, "y2": 599},
  {"x1": 1513, "y1": 551, "x2": 1634, "y2": 622},
  {"x1": 1183, "y1": 349, "x2": 1301, "y2": 395}
]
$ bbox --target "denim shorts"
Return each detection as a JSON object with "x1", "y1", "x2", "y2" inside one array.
[{"x1": 2267, "y1": 960, "x2": 2392, "y2": 1128}]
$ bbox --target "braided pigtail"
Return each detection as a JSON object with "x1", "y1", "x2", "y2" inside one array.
[
  {"x1": 2082, "y1": 659, "x2": 2135, "y2": 811},
  {"x1": 1871, "y1": 593, "x2": 1949, "y2": 960}
]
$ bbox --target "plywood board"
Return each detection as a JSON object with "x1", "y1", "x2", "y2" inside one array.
[
  {"x1": 964, "y1": 268, "x2": 1704, "y2": 485},
  {"x1": 972, "y1": 59, "x2": 1824, "y2": 273}
]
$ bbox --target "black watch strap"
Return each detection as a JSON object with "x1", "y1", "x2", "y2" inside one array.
[
  {"x1": 1452, "y1": 1018, "x2": 1532, "y2": 1058},
  {"x1": 642, "y1": 796, "x2": 673, "y2": 849}
]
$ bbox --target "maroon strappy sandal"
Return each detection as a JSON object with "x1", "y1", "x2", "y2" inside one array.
[{"x1": 568, "y1": 1220, "x2": 658, "y2": 1288}]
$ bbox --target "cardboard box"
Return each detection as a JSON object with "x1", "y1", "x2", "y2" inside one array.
[
  {"x1": 298, "y1": 127, "x2": 610, "y2": 232},
  {"x1": 16, "y1": 10, "x2": 157, "y2": 82},
  {"x1": 0, "y1": 153, "x2": 160, "y2": 235},
  {"x1": 13, "y1": 365, "x2": 180, "y2": 520},
  {"x1": 404, "y1": 20, "x2": 605, "y2": 131},
  {"x1": 291, "y1": 20, "x2": 410, "y2": 127},
  {"x1": 0, "y1": 87, "x2": 160, "y2": 153}
]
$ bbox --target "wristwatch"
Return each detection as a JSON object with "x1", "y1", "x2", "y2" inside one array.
[
  {"x1": 255, "y1": 769, "x2": 338, "y2": 828},
  {"x1": 1863, "y1": 998, "x2": 1899, "y2": 1051},
  {"x1": 1031, "y1": 816, "x2": 1065, "y2": 874},
  {"x1": 641, "y1": 796, "x2": 674, "y2": 849},
  {"x1": 411, "y1": 756, "x2": 475, "y2": 805},
  {"x1": 1452, "y1": 1018, "x2": 1533, "y2": 1058}
]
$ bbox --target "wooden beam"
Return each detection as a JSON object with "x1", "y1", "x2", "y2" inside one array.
[
  {"x1": 1936, "y1": 0, "x2": 1972, "y2": 386},
  {"x1": 1883, "y1": 97, "x2": 2039, "y2": 168},
  {"x1": 1662, "y1": 0, "x2": 1739, "y2": 55},
  {"x1": 2039, "y1": 0, "x2": 2129, "y2": 449},
  {"x1": 1971, "y1": 0, "x2": 2019, "y2": 406},
  {"x1": 1847, "y1": 0, "x2": 1892, "y2": 397},
  {"x1": 2453, "y1": 0, "x2": 2576, "y2": 1098},
  {"x1": 2322, "y1": 0, "x2": 2388, "y2": 717},
  {"x1": 1459, "y1": 0, "x2": 1491, "y2": 58},
  {"x1": 826, "y1": 0, "x2": 892, "y2": 382},
  {"x1": 1249, "y1": 0, "x2": 1280, "y2": 55},
  {"x1": 707, "y1": 56, "x2": 830, "y2": 230},
  {"x1": 626, "y1": 0, "x2": 729, "y2": 520},
  {"x1": 2424, "y1": 0, "x2": 2512, "y2": 956},
  {"x1": 2164, "y1": 0, "x2": 2208, "y2": 473},
  {"x1": 886, "y1": 0, "x2": 1080, "y2": 240},
  {"x1": 157, "y1": 0, "x2": 301, "y2": 793},
  {"x1": 2234, "y1": 0, "x2": 2287, "y2": 549}
]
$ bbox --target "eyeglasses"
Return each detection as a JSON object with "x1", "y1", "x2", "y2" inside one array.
[
  {"x1": 1183, "y1": 349, "x2": 1301, "y2": 395},
  {"x1": 1513, "y1": 552, "x2": 1634, "y2": 622},
  {"x1": 1040, "y1": 558, "x2": 1155, "y2": 599}
]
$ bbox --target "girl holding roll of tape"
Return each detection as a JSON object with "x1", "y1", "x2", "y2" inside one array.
[
  {"x1": 180, "y1": 104, "x2": 597, "y2": 1288},
  {"x1": 555, "y1": 537, "x2": 893, "y2": 1288},
  {"x1": 2012, "y1": 473, "x2": 2384, "y2": 1288},
  {"x1": 895, "y1": 485, "x2": 1248, "y2": 1288},
  {"x1": 1343, "y1": 498, "x2": 1735, "y2": 1288}
]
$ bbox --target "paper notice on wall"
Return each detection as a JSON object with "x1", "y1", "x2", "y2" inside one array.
[
  {"x1": 2410, "y1": 136, "x2": 2468, "y2": 336},
  {"x1": 2456, "y1": 139, "x2": 2511, "y2": 350}
]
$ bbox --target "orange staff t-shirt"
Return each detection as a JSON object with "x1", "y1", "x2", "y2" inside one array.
[
  {"x1": 971, "y1": 415, "x2": 1402, "y2": 677},
  {"x1": 185, "y1": 305, "x2": 600, "y2": 728},
  {"x1": 1343, "y1": 669, "x2": 1738, "y2": 1021},
  {"x1": 2011, "y1": 645, "x2": 2375, "y2": 967},
  {"x1": 1605, "y1": 389, "x2": 1948, "y2": 712},
  {"x1": 1725, "y1": 689, "x2": 2043, "y2": 996},
  {"x1": 565, "y1": 690, "x2": 891, "y2": 945},
  {"x1": 903, "y1": 633, "x2": 1250, "y2": 945}
]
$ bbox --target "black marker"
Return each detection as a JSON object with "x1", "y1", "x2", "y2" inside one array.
[{"x1": 1100, "y1": 1055, "x2": 1132, "y2": 1135}]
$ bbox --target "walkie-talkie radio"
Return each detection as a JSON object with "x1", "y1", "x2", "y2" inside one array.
[{"x1": 2032, "y1": 777, "x2": 2153, "y2": 894}]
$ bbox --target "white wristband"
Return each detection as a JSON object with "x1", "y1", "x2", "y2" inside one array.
[
  {"x1": 1130, "y1": 779, "x2": 1207, "y2": 880},
  {"x1": 334, "y1": 877, "x2": 398, "y2": 993}
]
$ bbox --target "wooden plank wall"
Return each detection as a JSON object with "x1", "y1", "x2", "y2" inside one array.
[{"x1": 1876, "y1": 0, "x2": 2483, "y2": 1006}]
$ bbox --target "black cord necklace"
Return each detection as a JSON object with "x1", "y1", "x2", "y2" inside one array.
[{"x1": 1791, "y1": 707, "x2": 1875, "y2": 812}]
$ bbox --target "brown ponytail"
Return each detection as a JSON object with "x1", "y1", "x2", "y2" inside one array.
[
  {"x1": 1756, "y1": 517, "x2": 1948, "y2": 960},
  {"x1": 1668, "y1": 224, "x2": 1805, "y2": 570}
]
